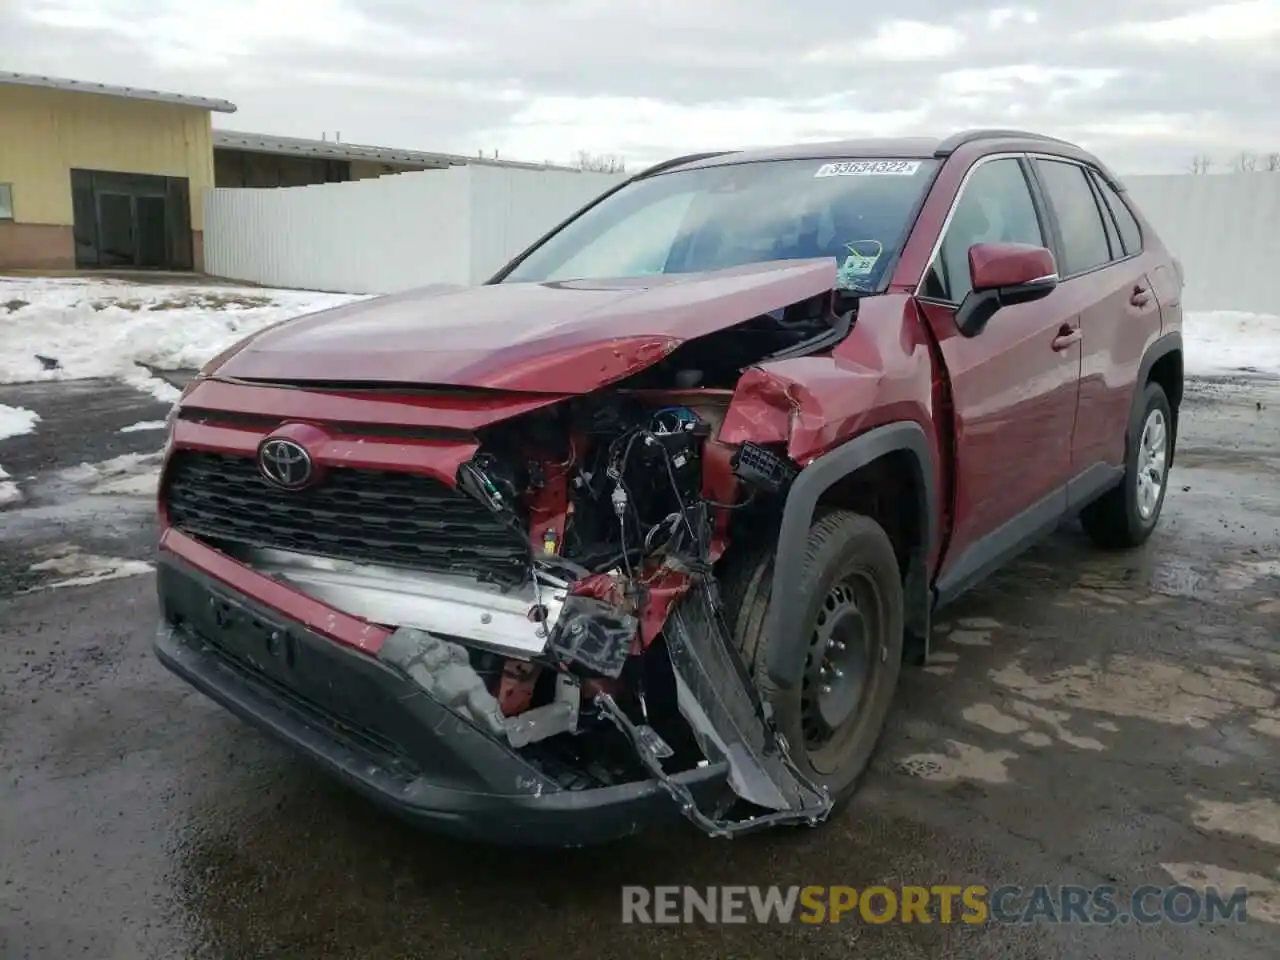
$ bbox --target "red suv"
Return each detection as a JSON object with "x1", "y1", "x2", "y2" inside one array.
[{"x1": 155, "y1": 129, "x2": 1183, "y2": 844}]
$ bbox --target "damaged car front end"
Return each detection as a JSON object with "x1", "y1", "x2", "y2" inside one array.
[{"x1": 156, "y1": 153, "x2": 939, "y2": 843}]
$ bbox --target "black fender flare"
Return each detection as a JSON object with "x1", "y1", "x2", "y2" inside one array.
[
  {"x1": 1131, "y1": 331, "x2": 1183, "y2": 468},
  {"x1": 762, "y1": 421, "x2": 939, "y2": 691}
]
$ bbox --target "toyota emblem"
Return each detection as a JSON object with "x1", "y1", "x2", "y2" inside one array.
[{"x1": 258, "y1": 438, "x2": 314, "y2": 489}]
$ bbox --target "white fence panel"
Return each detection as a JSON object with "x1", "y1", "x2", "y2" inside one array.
[
  {"x1": 205, "y1": 166, "x2": 1280, "y2": 314},
  {"x1": 204, "y1": 165, "x2": 624, "y2": 293},
  {"x1": 466, "y1": 165, "x2": 623, "y2": 282},
  {"x1": 204, "y1": 169, "x2": 471, "y2": 294},
  {"x1": 1124, "y1": 173, "x2": 1280, "y2": 314}
]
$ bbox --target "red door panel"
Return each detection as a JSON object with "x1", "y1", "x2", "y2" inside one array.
[
  {"x1": 918, "y1": 298, "x2": 1081, "y2": 573},
  {"x1": 1067, "y1": 260, "x2": 1162, "y2": 471}
]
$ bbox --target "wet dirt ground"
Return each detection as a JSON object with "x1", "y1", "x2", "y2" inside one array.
[{"x1": 2, "y1": 374, "x2": 1278, "y2": 959}]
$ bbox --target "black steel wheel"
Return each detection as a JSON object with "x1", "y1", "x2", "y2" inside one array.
[{"x1": 720, "y1": 509, "x2": 905, "y2": 802}]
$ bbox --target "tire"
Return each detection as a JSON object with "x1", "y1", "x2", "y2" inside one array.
[
  {"x1": 719, "y1": 509, "x2": 904, "y2": 803},
  {"x1": 1081, "y1": 381, "x2": 1173, "y2": 549}
]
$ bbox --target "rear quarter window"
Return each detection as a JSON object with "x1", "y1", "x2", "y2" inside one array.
[{"x1": 1092, "y1": 175, "x2": 1143, "y2": 256}]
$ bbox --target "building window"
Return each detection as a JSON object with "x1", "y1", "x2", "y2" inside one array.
[{"x1": 0, "y1": 183, "x2": 13, "y2": 220}]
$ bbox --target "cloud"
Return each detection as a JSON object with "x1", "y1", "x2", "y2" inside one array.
[
  {"x1": 807, "y1": 20, "x2": 966, "y2": 64},
  {"x1": 1109, "y1": 0, "x2": 1280, "y2": 44},
  {"x1": 0, "y1": 0, "x2": 1275, "y2": 173}
]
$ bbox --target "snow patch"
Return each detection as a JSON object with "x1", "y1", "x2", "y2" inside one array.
[
  {"x1": 962, "y1": 703, "x2": 1028, "y2": 735},
  {"x1": 23, "y1": 545, "x2": 153, "y2": 592},
  {"x1": 119, "y1": 420, "x2": 168, "y2": 434},
  {"x1": 93, "y1": 472, "x2": 159, "y2": 496},
  {"x1": 0, "y1": 403, "x2": 40, "y2": 440},
  {"x1": 991, "y1": 653, "x2": 1275, "y2": 729},
  {"x1": 0, "y1": 276, "x2": 364, "y2": 386},
  {"x1": 1190, "y1": 796, "x2": 1280, "y2": 848},
  {"x1": 124, "y1": 373, "x2": 182, "y2": 403},
  {"x1": 897, "y1": 740, "x2": 1017, "y2": 783},
  {"x1": 1184, "y1": 311, "x2": 1280, "y2": 377},
  {"x1": 1161, "y1": 863, "x2": 1277, "y2": 924},
  {"x1": 0, "y1": 463, "x2": 20, "y2": 508},
  {"x1": 56, "y1": 451, "x2": 162, "y2": 496},
  {"x1": 58, "y1": 451, "x2": 162, "y2": 484}
]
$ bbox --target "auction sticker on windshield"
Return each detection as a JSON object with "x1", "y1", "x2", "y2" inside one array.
[{"x1": 814, "y1": 160, "x2": 922, "y2": 177}]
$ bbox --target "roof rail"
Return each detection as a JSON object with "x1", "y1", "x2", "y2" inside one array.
[
  {"x1": 934, "y1": 129, "x2": 1074, "y2": 157},
  {"x1": 632, "y1": 151, "x2": 736, "y2": 179}
]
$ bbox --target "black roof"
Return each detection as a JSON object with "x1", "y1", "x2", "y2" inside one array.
[{"x1": 641, "y1": 129, "x2": 1104, "y2": 178}]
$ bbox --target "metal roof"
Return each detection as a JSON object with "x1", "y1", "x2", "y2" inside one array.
[
  {"x1": 213, "y1": 129, "x2": 583, "y2": 172},
  {"x1": 0, "y1": 70, "x2": 236, "y2": 113}
]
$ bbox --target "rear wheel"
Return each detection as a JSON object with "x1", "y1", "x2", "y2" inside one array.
[
  {"x1": 721, "y1": 509, "x2": 904, "y2": 802},
  {"x1": 1081, "y1": 381, "x2": 1172, "y2": 548}
]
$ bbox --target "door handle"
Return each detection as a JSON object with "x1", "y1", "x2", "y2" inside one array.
[
  {"x1": 1130, "y1": 284, "x2": 1150, "y2": 308},
  {"x1": 1051, "y1": 325, "x2": 1082, "y2": 351}
]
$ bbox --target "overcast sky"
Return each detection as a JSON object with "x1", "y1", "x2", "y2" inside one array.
[{"x1": 1, "y1": 0, "x2": 1276, "y2": 173}]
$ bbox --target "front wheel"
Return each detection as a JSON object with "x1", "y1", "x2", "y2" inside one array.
[
  {"x1": 721, "y1": 509, "x2": 904, "y2": 803},
  {"x1": 1081, "y1": 381, "x2": 1173, "y2": 549}
]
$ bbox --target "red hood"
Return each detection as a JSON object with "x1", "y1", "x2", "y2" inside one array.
[{"x1": 213, "y1": 260, "x2": 838, "y2": 393}]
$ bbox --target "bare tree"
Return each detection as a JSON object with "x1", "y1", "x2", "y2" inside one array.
[
  {"x1": 1233, "y1": 151, "x2": 1258, "y2": 172},
  {"x1": 1189, "y1": 154, "x2": 1213, "y2": 174},
  {"x1": 1264, "y1": 152, "x2": 1280, "y2": 172},
  {"x1": 574, "y1": 150, "x2": 627, "y2": 174}
]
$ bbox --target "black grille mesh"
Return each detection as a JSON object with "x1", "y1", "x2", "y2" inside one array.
[{"x1": 165, "y1": 451, "x2": 529, "y2": 581}]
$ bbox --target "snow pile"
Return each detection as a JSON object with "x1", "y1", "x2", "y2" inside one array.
[
  {"x1": 0, "y1": 465, "x2": 19, "y2": 508},
  {"x1": 0, "y1": 404, "x2": 39, "y2": 505},
  {"x1": 119, "y1": 420, "x2": 167, "y2": 433},
  {"x1": 57, "y1": 451, "x2": 163, "y2": 496},
  {"x1": 0, "y1": 277, "x2": 365, "y2": 391},
  {"x1": 0, "y1": 403, "x2": 40, "y2": 440},
  {"x1": 1184, "y1": 311, "x2": 1280, "y2": 378}
]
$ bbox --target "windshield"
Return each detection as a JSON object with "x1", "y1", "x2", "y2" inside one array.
[{"x1": 499, "y1": 157, "x2": 938, "y2": 292}]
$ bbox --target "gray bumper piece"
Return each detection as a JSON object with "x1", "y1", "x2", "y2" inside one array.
[{"x1": 600, "y1": 581, "x2": 832, "y2": 838}]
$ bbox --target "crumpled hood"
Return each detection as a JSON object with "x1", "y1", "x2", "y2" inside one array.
[{"x1": 212, "y1": 259, "x2": 838, "y2": 393}]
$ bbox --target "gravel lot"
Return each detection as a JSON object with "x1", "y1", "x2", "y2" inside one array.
[{"x1": 2, "y1": 373, "x2": 1278, "y2": 960}]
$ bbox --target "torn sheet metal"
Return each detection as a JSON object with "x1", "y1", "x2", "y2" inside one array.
[{"x1": 602, "y1": 582, "x2": 832, "y2": 837}]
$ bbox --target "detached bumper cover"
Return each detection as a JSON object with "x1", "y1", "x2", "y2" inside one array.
[{"x1": 154, "y1": 554, "x2": 729, "y2": 845}]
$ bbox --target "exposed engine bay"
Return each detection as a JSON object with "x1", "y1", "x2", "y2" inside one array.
[
  {"x1": 429, "y1": 390, "x2": 827, "y2": 835},
  {"x1": 216, "y1": 292, "x2": 854, "y2": 837}
]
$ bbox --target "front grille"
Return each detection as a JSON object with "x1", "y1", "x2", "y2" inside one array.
[{"x1": 165, "y1": 451, "x2": 530, "y2": 582}]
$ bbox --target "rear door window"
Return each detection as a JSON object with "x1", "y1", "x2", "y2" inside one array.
[{"x1": 1033, "y1": 159, "x2": 1112, "y2": 276}]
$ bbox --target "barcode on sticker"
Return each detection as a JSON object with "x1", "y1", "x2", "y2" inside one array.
[{"x1": 814, "y1": 160, "x2": 922, "y2": 178}]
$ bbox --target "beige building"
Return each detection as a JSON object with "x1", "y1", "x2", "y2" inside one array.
[
  {"x1": 0, "y1": 71, "x2": 580, "y2": 274},
  {"x1": 0, "y1": 71, "x2": 235, "y2": 271}
]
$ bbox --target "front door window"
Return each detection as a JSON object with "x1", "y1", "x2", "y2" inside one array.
[{"x1": 921, "y1": 158, "x2": 1046, "y2": 302}]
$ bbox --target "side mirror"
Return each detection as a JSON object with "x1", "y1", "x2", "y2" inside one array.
[{"x1": 955, "y1": 242, "x2": 1059, "y2": 337}]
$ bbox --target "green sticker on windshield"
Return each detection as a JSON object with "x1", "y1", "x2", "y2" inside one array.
[{"x1": 836, "y1": 240, "x2": 883, "y2": 289}]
